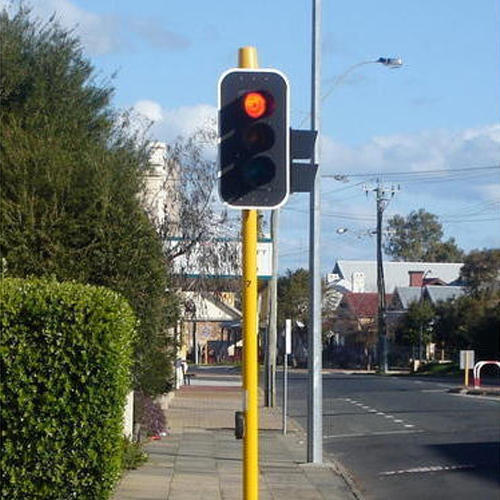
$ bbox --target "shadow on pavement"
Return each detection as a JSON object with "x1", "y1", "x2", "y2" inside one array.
[{"x1": 426, "y1": 441, "x2": 500, "y2": 485}]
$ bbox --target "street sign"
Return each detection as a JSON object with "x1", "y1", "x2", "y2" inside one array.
[
  {"x1": 285, "y1": 318, "x2": 292, "y2": 355},
  {"x1": 460, "y1": 350, "x2": 475, "y2": 370}
]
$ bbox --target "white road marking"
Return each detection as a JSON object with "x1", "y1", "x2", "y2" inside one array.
[
  {"x1": 324, "y1": 429, "x2": 422, "y2": 439},
  {"x1": 341, "y1": 399, "x2": 419, "y2": 432},
  {"x1": 379, "y1": 464, "x2": 475, "y2": 476}
]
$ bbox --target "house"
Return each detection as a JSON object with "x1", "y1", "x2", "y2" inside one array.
[
  {"x1": 181, "y1": 291, "x2": 242, "y2": 364},
  {"x1": 329, "y1": 292, "x2": 393, "y2": 369},
  {"x1": 142, "y1": 143, "x2": 272, "y2": 366},
  {"x1": 329, "y1": 260, "x2": 463, "y2": 294},
  {"x1": 423, "y1": 285, "x2": 466, "y2": 305},
  {"x1": 389, "y1": 284, "x2": 466, "y2": 312},
  {"x1": 387, "y1": 283, "x2": 466, "y2": 365},
  {"x1": 325, "y1": 260, "x2": 465, "y2": 368}
]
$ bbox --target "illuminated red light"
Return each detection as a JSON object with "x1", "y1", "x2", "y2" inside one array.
[{"x1": 243, "y1": 92, "x2": 267, "y2": 119}]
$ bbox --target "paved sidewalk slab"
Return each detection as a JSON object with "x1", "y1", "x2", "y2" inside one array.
[{"x1": 113, "y1": 370, "x2": 358, "y2": 500}]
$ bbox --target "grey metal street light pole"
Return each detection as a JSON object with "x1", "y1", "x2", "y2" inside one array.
[
  {"x1": 307, "y1": 11, "x2": 402, "y2": 458},
  {"x1": 308, "y1": 0, "x2": 322, "y2": 464}
]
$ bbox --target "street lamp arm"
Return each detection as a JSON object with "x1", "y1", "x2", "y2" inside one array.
[
  {"x1": 321, "y1": 60, "x2": 378, "y2": 104},
  {"x1": 298, "y1": 56, "x2": 402, "y2": 128}
]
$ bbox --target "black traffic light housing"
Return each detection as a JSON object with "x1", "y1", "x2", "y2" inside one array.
[{"x1": 218, "y1": 69, "x2": 289, "y2": 209}]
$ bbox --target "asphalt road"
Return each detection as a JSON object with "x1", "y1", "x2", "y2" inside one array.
[{"x1": 277, "y1": 372, "x2": 500, "y2": 500}]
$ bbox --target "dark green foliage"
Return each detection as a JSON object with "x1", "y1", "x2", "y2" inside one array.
[
  {"x1": 384, "y1": 209, "x2": 464, "y2": 262},
  {"x1": 431, "y1": 249, "x2": 500, "y2": 359},
  {"x1": 460, "y1": 248, "x2": 500, "y2": 296},
  {"x1": 394, "y1": 300, "x2": 435, "y2": 346},
  {"x1": 434, "y1": 293, "x2": 500, "y2": 360},
  {"x1": 0, "y1": 278, "x2": 135, "y2": 499},
  {"x1": 121, "y1": 437, "x2": 148, "y2": 471},
  {"x1": 277, "y1": 268, "x2": 310, "y2": 329},
  {"x1": 0, "y1": 8, "x2": 178, "y2": 394}
]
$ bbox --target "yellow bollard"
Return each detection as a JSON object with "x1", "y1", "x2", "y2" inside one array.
[{"x1": 239, "y1": 45, "x2": 259, "y2": 500}]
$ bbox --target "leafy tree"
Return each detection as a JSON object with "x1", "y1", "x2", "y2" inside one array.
[
  {"x1": 277, "y1": 268, "x2": 310, "y2": 329},
  {"x1": 384, "y1": 209, "x2": 464, "y2": 262},
  {"x1": 433, "y1": 294, "x2": 499, "y2": 359},
  {"x1": 394, "y1": 300, "x2": 435, "y2": 351},
  {"x1": 460, "y1": 248, "x2": 500, "y2": 296},
  {"x1": 0, "y1": 7, "x2": 178, "y2": 395}
]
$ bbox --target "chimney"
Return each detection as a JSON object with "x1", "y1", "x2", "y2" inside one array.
[{"x1": 409, "y1": 270, "x2": 424, "y2": 287}]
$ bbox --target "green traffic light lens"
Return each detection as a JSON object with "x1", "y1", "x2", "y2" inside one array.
[{"x1": 242, "y1": 156, "x2": 275, "y2": 188}]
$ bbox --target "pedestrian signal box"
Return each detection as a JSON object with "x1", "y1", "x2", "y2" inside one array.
[{"x1": 218, "y1": 69, "x2": 289, "y2": 209}]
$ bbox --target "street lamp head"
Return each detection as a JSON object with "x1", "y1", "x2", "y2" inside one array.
[{"x1": 376, "y1": 56, "x2": 403, "y2": 68}]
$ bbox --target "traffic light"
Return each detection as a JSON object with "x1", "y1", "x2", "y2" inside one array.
[{"x1": 218, "y1": 69, "x2": 289, "y2": 209}]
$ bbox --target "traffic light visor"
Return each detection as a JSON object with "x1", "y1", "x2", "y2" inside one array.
[{"x1": 243, "y1": 92, "x2": 268, "y2": 119}]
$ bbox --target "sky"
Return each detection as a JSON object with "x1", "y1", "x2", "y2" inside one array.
[{"x1": 4, "y1": 0, "x2": 500, "y2": 274}]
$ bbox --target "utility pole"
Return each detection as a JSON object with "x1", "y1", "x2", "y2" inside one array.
[
  {"x1": 365, "y1": 181, "x2": 399, "y2": 374},
  {"x1": 308, "y1": 0, "x2": 322, "y2": 464},
  {"x1": 266, "y1": 210, "x2": 279, "y2": 407}
]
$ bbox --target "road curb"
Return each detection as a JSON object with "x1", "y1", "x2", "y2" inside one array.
[
  {"x1": 448, "y1": 387, "x2": 500, "y2": 397},
  {"x1": 276, "y1": 406, "x2": 366, "y2": 500}
]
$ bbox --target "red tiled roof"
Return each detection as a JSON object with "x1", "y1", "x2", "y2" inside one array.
[{"x1": 344, "y1": 292, "x2": 393, "y2": 318}]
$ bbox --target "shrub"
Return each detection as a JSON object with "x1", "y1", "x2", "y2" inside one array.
[
  {"x1": 0, "y1": 278, "x2": 135, "y2": 499},
  {"x1": 134, "y1": 391, "x2": 166, "y2": 437},
  {"x1": 121, "y1": 437, "x2": 147, "y2": 470}
]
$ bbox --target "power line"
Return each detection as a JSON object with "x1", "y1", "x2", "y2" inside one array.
[{"x1": 321, "y1": 164, "x2": 500, "y2": 179}]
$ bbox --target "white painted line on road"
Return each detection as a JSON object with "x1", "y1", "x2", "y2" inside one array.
[
  {"x1": 384, "y1": 415, "x2": 395, "y2": 419},
  {"x1": 379, "y1": 464, "x2": 475, "y2": 476},
  {"x1": 376, "y1": 412, "x2": 385, "y2": 416},
  {"x1": 404, "y1": 424, "x2": 415, "y2": 428},
  {"x1": 393, "y1": 419, "x2": 404, "y2": 423},
  {"x1": 368, "y1": 409, "x2": 378, "y2": 413},
  {"x1": 324, "y1": 429, "x2": 422, "y2": 439}
]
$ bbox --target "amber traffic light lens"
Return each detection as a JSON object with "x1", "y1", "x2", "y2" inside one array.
[{"x1": 243, "y1": 92, "x2": 267, "y2": 119}]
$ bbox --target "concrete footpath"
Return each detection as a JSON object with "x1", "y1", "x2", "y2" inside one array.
[{"x1": 113, "y1": 367, "x2": 358, "y2": 500}]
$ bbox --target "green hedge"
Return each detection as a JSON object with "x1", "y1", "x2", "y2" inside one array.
[{"x1": 0, "y1": 278, "x2": 135, "y2": 499}]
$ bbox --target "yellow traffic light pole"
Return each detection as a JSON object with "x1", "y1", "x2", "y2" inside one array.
[{"x1": 239, "y1": 46, "x2": 259, "y2": 500}]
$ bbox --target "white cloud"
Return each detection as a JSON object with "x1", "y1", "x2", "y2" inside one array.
[
  {"x1": 134, "y1": 100, "x2": 164, "y2": 122},
  {"x1": 321, "y1": 124, "x2": 500, "y2": 176},
  {"x1": 20, "y1": 0, "x2": 120, "y2": 55},
  {"x1": 280, "y1": 123, "x2": 500, "y2": 272},
  {"x1": 133, "y1": 101, "x2": 217, "y2": 143},
  {"x1": 475, "y1": 183, "x2": 500, "y2": 200},
  {"x1": 3, "y1": 0, "x2": 189, "y2": 56}
]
